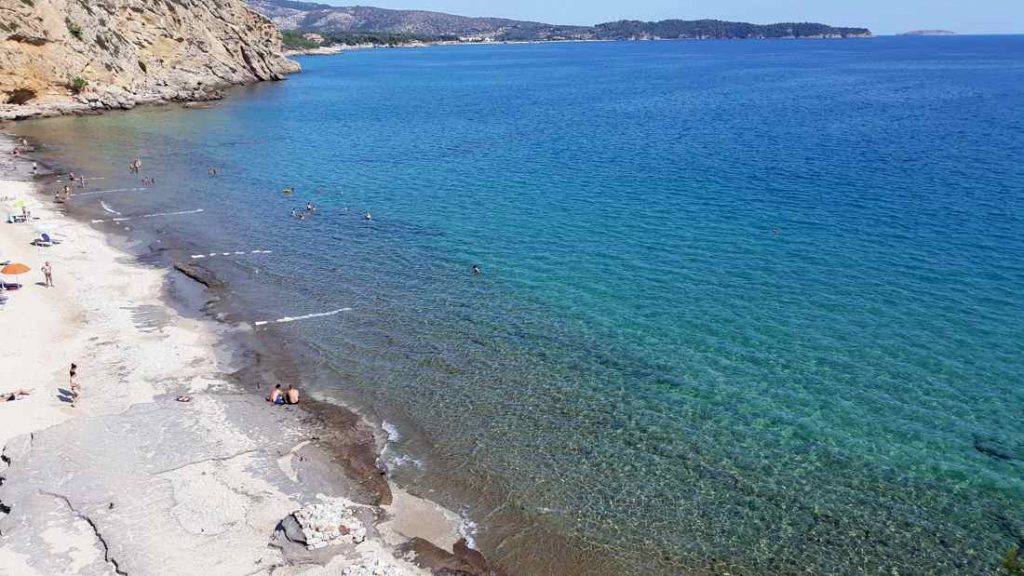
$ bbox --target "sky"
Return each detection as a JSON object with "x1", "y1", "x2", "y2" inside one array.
[{"x1": 314, "y1": 0, "x2": 1024, "y2": 35}]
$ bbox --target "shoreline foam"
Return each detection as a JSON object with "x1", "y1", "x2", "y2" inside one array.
[{"x1": 0, "y1": 132, "x2": 500, "y2": 575}]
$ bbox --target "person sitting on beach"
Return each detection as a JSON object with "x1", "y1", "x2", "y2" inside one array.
[
  {"x1": 286, "y1": 385, "x2": 300, "y2": 405},
  {"x1": 267, "y1": 384, "x2": 284, "y2": 405},
  {"x1": 2, "y1": 388, "x2": 32, "y2": 402}
]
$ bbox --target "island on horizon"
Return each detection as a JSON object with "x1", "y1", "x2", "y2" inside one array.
[{"x1": 900, "y1": 29, "x2": 957, "y2": 36}]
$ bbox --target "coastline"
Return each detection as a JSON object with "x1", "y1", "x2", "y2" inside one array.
[
  {"x1": 0, "y1": 133, "x2": 499, "y2": 575},
  {"x1": 283, "y1": 34, "x2": 871, "y2": 57}
]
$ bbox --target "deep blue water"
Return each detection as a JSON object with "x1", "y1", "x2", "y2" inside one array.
[{"x1": 17, "y1": 36, "x2": 1024, "y2": 574}]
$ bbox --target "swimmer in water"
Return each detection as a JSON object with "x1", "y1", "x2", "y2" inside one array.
[
  {"x1": 283, "y1": 186, "x2": 294, "y2": 195},
  {"x1": 364, "y1": 212, "x2": 373, "y2": 221},
  {"x1": 472, "y1": 265, "x2": 481, "y2": 276},
  {"x1": 305, "y1": 202, "x2": 315, "y2": 212}
]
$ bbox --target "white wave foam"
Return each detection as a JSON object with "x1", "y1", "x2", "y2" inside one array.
[
  {"x1": 458, "y1": 516, "x2": 479, "y2": 549},
  {"x1": 389, "y1": 454, "x2": 424, "y2": 469},
  {"x1": 381, "y1": 420, "x2": 401, "y2": 443}
]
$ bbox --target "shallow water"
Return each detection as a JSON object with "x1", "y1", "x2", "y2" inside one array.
[{"x1": 16, "y1": 36, "x2": 1024, "y2": 574}]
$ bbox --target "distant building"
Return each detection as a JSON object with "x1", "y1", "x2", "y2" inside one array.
[{"x1": 302, "y1": 33, "x2": 324, "y2": 45}]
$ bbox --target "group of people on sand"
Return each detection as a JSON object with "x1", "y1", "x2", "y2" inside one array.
[{"x1": 267, "y1": 384, "x2": 300, "y2": 405}]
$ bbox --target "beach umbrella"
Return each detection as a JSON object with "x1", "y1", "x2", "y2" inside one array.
[
  {"x1": 1, "y1": 263, "x2": 29, "y2": 275},
  {"x1": 1, "y1": 262, "x2": 30, "y2": 288}
]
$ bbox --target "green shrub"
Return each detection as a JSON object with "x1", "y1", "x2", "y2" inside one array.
[
  {"x1": 65, "y1": 18, "x2": 82, "y2": 40},
  {"x1": 69, "y1": 76, "x2": 88, "y2": 94}
]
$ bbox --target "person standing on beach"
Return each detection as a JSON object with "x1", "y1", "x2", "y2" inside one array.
[
  {"x1": 69, "y1": 363, "x2": 79, "y2": 406},
  {"x1": 42, "y1": 262, "x2": 53, "y2": 287}
]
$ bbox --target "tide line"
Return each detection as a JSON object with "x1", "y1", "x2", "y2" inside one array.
[
  {"x1": 76, "y1": 187, "x2": 148, "y2": 197},
  {"x1": 191, "y1": 250, "x2": 273, "y2": 259},
  {"x1": 91, "y1": 208, "x2": 204, "y2": 224},
  {"x1": 254, "y1": 308, "x2": 352, "y2": 327}
]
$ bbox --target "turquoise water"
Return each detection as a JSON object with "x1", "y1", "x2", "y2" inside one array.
[{"x1": 17, "y1": 36, "x2": 1024, "y2": 574}]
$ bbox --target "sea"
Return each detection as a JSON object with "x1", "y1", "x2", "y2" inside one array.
[{"x1": 14, "y1": 35, "x2": 1024, "y2": 575}]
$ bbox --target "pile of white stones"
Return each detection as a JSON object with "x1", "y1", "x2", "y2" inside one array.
[{"x1": 293, "y1": 496, "x2": 367, "y2": 550}]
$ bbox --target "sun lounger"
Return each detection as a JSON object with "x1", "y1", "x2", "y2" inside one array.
[{"x1": 32, "y1": 233, "x2": 56, "y2": 247}]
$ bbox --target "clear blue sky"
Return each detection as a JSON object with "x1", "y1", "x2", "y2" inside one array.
[{"x1": 316, "y1": 0, "x2": 1024, "y2": 35}]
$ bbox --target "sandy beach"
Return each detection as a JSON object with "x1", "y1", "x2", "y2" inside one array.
[{"x1": 0, "y1": 134, "x2": 494, "y2": 576}]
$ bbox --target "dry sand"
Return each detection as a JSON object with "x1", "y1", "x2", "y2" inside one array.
[{"x1": 0, "y1": 136, "x2": 481, "y2": 576}]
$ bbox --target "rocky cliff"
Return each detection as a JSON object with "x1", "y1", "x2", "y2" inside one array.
[{"x1": 0, "y1": 0, "x2": 300, "y2": 120}]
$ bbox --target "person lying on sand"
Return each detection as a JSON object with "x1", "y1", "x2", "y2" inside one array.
[
  {"x1": 267, "y1": 384, "x2": 284, "y2": 405},
  {"x1": 286, "y1": 385, "x2": 300, "y2": 405},
  {"x1": 2, "y1": 388, "x2": 32, "y2": 402}
]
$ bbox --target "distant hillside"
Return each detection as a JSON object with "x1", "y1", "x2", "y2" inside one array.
[{"x1": 248, "y1": 1, "x2": 871, "y2": 43}]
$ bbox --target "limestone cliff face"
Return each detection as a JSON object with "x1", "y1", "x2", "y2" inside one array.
[{"x1": 0, "y1": 0, "x2": 300, "y2": 119}]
